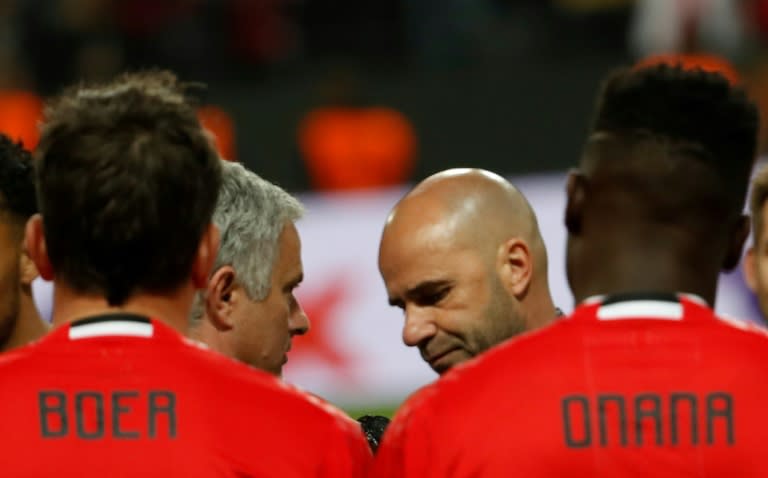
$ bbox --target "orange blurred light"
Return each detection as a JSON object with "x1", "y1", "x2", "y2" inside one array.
[
  {"x1": 198, "y1": 105, "x2": 237, "y2": 161},
  {"x1": 0, "y1": 90, "x2": 43, "y2": 151},
  {"x1": 299, "y1": 107, "x2": 416, "y2": 191}
]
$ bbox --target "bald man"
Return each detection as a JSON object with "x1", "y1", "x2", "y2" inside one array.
[{"x1": 378, "y1": 168, "x2": 558, "y2": 374}]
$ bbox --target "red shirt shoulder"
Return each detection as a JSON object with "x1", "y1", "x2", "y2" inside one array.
[
  {"x1": 0, "y1": 317, "x2": 371, "y2": 477},
  {"x1": 374, "y1": 295, "x2": 768, "y2": 478}
]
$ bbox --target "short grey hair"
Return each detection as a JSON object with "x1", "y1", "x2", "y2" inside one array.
[{"x1": 191, "y1": 161, "x2": 304, "y2": 321}]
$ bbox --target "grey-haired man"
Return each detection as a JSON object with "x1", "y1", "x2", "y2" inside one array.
[{"x1": 190, "y1": 161, "x2": 309, "y2": 376}]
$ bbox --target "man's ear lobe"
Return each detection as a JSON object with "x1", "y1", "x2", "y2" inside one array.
[
  {"x1": 25, "y1": 214, "x2": 53, "y2": 281},
  {"x1": 19, "y1": 246, "x2": 40, "y2": 287},
  {"x1": 205, "y1": 265, "x2": 237, "y2": 331},
  {"x1": 565, "y1": 170, "x2": 586, "y2": 236},
  {"x1": 744, "y1": 246, "x2": 758, "y2": 292}
]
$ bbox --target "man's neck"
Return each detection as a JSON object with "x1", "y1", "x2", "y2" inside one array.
[
  {"x1": 527, "y1": 299, "x2": 558, "y2": 330},
  {"x1": 573, "y1": 261, "x2": 718, "y2": 307},
  {"x1": 50, "y1": 284, "x2": 196, "y2": 334},
  {"x1": 188, "y1": 317, "x2": 231, "y2": 356},
  {"x1": 1, "y1": 292, "x2": 48, "y2": 352},
  {"x1": 570, "y1": 228, "x2": 722, "y2": 306}
]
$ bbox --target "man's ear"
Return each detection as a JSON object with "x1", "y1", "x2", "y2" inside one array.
[
  {"x1": 205, "y1": 265, "x2": 237, "y2": 331},
  {"x1": 192, "y1": 223, "x2": 220, "y2": 290},
  {"x1": 564, "y1": 170, "x2": 586, "y2": 236},
  {"x1": 497, "y1": 238, "x2": 533, "y2": 299},
  {"x1": 18, "y1": 242, "x2": 40, "y2": 288},
  {"x1": 25, "y1": 214, "x2": 53, "y2": 281},
  {"x1": 723, "y1": 215, "x2": 750, "y2": 272},
  {"x1": 744, "y1": 245, "x2": 758, "y2": 292}
]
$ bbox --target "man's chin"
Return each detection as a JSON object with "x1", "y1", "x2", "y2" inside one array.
[
  {"x1": 246, "y1": 358, "x2": 283, "y2": 378},
  {"x1": 428, "y1": 348, "x2": 466, "y2": 375}
]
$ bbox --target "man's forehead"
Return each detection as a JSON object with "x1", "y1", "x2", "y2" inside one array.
[
  {"x1": 381, "y1": 236, "x2": 480, "y2": 286},
  {"x1": 385, "y1": 267, "x2": 452, "y2": 301},
  {"x1": 387, "y1": 192, "x2": 468, "y2": 240},
  {"x1": 272, "y1": 223, "x2": 302, "y2": 274},
  {"x1": 386, "y1": 200, "x2": 449, "y2": 231},
  {"x1": 381, "y1": 218, "x2": 461, "y2": 263}
]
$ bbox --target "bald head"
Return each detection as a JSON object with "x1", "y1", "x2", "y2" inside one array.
[
  {"x1": 384, "y1": 168, "x2": 542, "y2": 262},
  {"x1": 378, "y1": 168, "x2": 555, "y2": 374}
]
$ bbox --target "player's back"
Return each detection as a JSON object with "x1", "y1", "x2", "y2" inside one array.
[
  {"x1": 376, "y1": 293, "x2": 768, "y2": 478},
  {"x1": 0, "y1": 314, "x2": 370, "y2": 477}
]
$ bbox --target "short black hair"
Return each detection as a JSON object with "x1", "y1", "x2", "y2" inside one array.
[
  {"x1": 590, "y1": 64, "x2": 758, "y2": 217},
  {"x1": 35, "y1": 71, "x2": 222, "y2": 306},
  {"x1": 0, "y1": 134, "x2": 37, "y2": 227}
]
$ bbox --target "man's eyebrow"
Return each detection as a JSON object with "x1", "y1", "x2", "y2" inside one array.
[
  {"x1": 388, "y1": 280, "x2": 453, "y2": 306},
  {"x1": 284, "y1": 272, "x2": 304, "y2": 291}
]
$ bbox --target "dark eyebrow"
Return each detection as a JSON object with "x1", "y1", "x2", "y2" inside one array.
[{"x1": 388, "y1": 280, "x2": 453, "y2": 307}]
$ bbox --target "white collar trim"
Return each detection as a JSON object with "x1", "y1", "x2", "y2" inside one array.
[
  {"x1": 597, "y1": 300, "x2": 684, "y2": 321},
  {"x1": 69, "y1": 320, "x2": 154, "y2": 340}
]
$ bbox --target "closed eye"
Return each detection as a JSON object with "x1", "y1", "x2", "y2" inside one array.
[
  {"x1": 413, "y1": 287, "x2": 450, "y2": 307},
  {"x1": 388, "y1": 280, "x2": 454, "y2": 311}
]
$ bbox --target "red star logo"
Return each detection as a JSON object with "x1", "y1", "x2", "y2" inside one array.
[{"x1": 284, "y1": 275, "x2": 355, "y2": 377}]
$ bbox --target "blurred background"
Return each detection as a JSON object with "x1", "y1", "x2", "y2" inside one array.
[{"x1": 7, "y1": 0, "x2": 768, "y2": 416}]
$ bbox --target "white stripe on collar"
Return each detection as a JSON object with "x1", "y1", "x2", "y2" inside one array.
[
  {"x1": 582, "y1": 295, "x2": 605, "y2": 305},
  {"x1": 678, "y1": 292, "x2": 707, "y2": 306},
  {"x1": 597, "y1": 300, "x2": 683, "y2": 321},
  {"x1": 69, "y1": 320, "x2": 154, "y2": 340}
]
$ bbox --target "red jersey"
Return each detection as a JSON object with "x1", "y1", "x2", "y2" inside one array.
[
  {"x1": 373, "y1": 293, "x2": 768, "y2": 478},
  {"x1": 0, "y1": 314, "x2": 371, "y2": 477}
]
